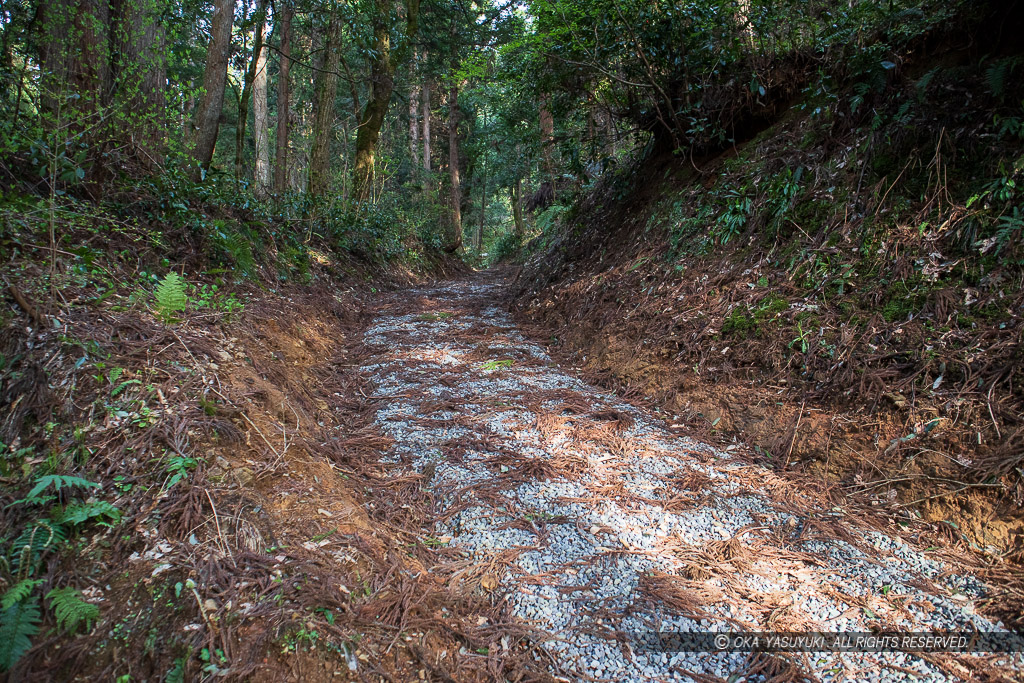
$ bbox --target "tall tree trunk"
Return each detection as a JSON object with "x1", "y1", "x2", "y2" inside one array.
[
  {"x1": 511, "y1": 176, "x2": 525, "y2": 237},
  {"x1": 539, "y1": 93, "x2": 555, "y2": 199},
  {"x1": 111, "y1": 0, "x2": 167, "y2": 165},
  {"x1": 273, "y1": 1, "x2": 292, "y2": 193},
  {"x1": 352, "y1": 0, "x2": 401, "y2": 201},
  {"x1": 408, "y1": 56, "x2": 419, "y2": 175},
  {"x1": 421, "y1": 77, "x2": 431, "y2": 172},
  {"x1": 192, "y1": 0, "x2": 234, "y2": 173},
  {"x1": 234, "y1": 0, "x2": 270, "y2": 181},
  {"x1": 308, "y1": 13, "x2": 343, "y2": 197},
  {"x1": 253, "y1": 21, "x2": 270, "y2": 195},
  {"x1": 37, "y1": 0, "x2": 112, "y2": 142},
  {"x1": 606, "y1": 108, "x2": 615, "y2": 156},
  {"x1": 475, "y1": 113, "x2": 486, "y2": 252},
  {"x1": 446, "y1": 84, "x2": 462, "y2": 252}
]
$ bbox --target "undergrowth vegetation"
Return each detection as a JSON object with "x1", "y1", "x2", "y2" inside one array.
[
  {"x1": 0, "y1": 157, "x2": 454, "y2": 675},
  {"x1": 512, "y1": 1, "x2": 1024, "y2": 569}
]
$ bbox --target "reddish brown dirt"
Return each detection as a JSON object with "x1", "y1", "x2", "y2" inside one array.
[
  {"x1": 3, "y1": 252, "x2": 552, "y2": 682},
  {"x1": 506, "y1": 143, "x2": 1024, "y2": 620}
]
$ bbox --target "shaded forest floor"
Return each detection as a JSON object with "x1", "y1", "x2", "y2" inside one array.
[
  {"x1": 509, "y1": 45, "x2": 1024, "y2": 582},
  {"x1": 350, "y1": 272, "x2": 1020, "y2": 682},
  {"x1": 2, "y1": 250, "x2": 1023, "y2": 679}
]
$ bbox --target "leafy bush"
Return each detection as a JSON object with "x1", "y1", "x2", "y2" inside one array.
[{"x1": 490, "y1": 230, "x2": 524, "y2": 263}]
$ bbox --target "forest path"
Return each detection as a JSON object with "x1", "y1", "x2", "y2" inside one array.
[{"x1": 360, "y1": 273, "x2": 1017, "y2": 682}]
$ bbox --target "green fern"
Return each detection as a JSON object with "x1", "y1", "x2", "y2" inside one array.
[
  {"x1": 986, "y1": 57, "x2": 1023, "y2": 99},
  {"x1": 46, "y1": 587, "x2": 99, "y2": 634},
  {"x1": 22, "y1": 474, "x2": 100, "y2": 504},
  {"x1": 211, "y1": 224, "x2": 256, "y2": 276},
  {"x1": 1, "y1": 580, "x2": 42, "y2": 610},
  {"x1": 0, "y1": 597, "x2": 40, "y2": 672},
  {"x1": 53, "y1": 500, "x2": 121, "y2": 527},
  {"x1": 9, "y1": 520, "x2": 66, "y2": 577},
  {"x1": 986, "y1": 60, "x2": 1008, "y2": 98},
  {"x1": 154, "y1": 272, "x2": 188, "y2": 323},
  {"x1": 165, "y1": 657, "x2": 187, "y2": 683}
]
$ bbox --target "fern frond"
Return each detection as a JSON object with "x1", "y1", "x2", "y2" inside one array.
[
  {"x1": 53, "y1": 500, "x2": 121, "y2": 527},
  {"x1": 0, "y1": 597, "x2": 40, "y2": 672},
  {"x1": 154, "y1": 272, "x2": 188, "y2": 323},
  {"x1": 9, "y1": 520, "x2": 66, "y2": 577},
  {"x1": 1, "y1": 580, "x2": 42, "y2": 610},
  {"x1": 986, "y1": 60, "x2": 1008, "y2": 98},
  {"x1": 46, "y1": 587, "x2": 99, "y2": 634},
  {"x1": 213, "y1": 227, "x2": 256, "y2": 276},
  {"x1": 165, "y1": 657, "x2": 187, "y2": 683},
  {"x1": 111, "y1": 379, "x2": 141, "y2": 397},
  {"x1": 23, "y1": 474, "x2": 100, "y2": 503}
]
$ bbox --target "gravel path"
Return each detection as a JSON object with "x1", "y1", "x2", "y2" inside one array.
[{"x1": 361, "y1": 277, "x2": 1020, "y2": 682}]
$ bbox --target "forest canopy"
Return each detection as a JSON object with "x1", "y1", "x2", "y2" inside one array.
[{"x1": 0, "y1": 0, "x2": 967, "y2": 260}]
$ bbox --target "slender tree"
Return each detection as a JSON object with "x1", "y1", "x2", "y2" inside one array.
[
  {"x1": 539, "y1": 93, "x2": 554, "y2": 197},
  {"x1": 446, "y1": 83, "x2": 462, "y2": 252},
  {"x1": 309, "y1": 13, "x2": 343, "y2": 197},
  {"x1": 421, "y1": 77, "x2": 431, "y2": 172},
  {"x1": 234, "y1": 0, "x2": 270, "y2": 181},
  {"x1": 408, "y1": 55, "x2": 420, "y2": 174},
  {"x1": 475, "y1": 111, "x2": 487, "y2": 251},
  {"x1": 511, "y1": 176, "x2": 525, "y2": 237},
  {"x1": 253, "y1": 20, "x2": 270, "y2": 194},
  {"x1": 192, "y1": 0, "x2": 235, "y2": 172},
  {"x1": 273, "y1": 1, "x2": 293, "y2": 193}
]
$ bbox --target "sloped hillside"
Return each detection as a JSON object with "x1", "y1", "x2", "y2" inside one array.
[{"x1": 511, "y1": 12, "x2": 1024, "y2": 567}]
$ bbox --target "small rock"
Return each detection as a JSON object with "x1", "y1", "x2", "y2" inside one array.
[{"x1": 233, "y1": 466, "x2": 254, "y2": 487}]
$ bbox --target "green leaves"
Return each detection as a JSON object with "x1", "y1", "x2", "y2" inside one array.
[
  {"x1": 53, "y1": 500, "x2": 121, "y2": 527},
  {"x1": 0, "y1": 597, "x2": 40, "y2": 672},
  {"x1": 8, "y1": 520, "x2": 66, "y2": 576},
  {"x1": 46, "y1": 587, "x2": 99, "y2": 634},
  {"x1": 153, "y1": 272, "x2": 188, "y2": 323},
  {"x1": 14, "y1": 475, "x2": 100, "y2": 506},
  {"x1": 1, "y1": 580, "x2": 43, "y2": 611}
]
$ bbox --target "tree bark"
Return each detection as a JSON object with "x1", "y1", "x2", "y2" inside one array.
[
  {"x1": 446, "y1": 84, "x2": 462, "y2": 252},
  {"x1": 408, "y1": 56, "x2": 419, "y2": 174},
  {"x1": 308, "y1": 13, "x2": 343, "y2": 197},
  {"x1": 111, "y1": 0, "x2": 167, "y2": 165},
  {"x1": 421, "y1": 77, "x2": 431, "y2": 172},
  {"x1": 273, "y1": 1, "x2": 292, "y2": 194},
  {"x1": 511, "y1": 176, "x2": 525, "y2": 237},
  {"x1": 234, "y1": 0, "x2": 270, "y2": 181},
  {"x1": 37, "y1": 0, "x2": 112, "y2": 138},
  {"x1": 192, "y1": 0, "x2": 234, "y2": 173},
  {"x1": 475, "y1": 112, "x2": 487, "y2": 252},
  {"x1": 352, "y1": 0, "x2": 401, "y2": 201},
  {"x1": 253, "y1": 21, "x2": 270, "y2": 195}
]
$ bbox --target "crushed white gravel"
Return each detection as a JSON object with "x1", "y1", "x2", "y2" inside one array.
[{"x1": 360, "y1": 279, "x2": 1021, "y2": 682}]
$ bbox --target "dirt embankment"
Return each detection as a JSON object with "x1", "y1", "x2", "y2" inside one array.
[
  {"x1": 510, "y1": 220, "x2": 1024, "y2": 627},
  {"x1": 1, "y1": 232, "x2": 533, "y2": 681},
  {"x1": 507, "y1": 51, "x2": 1024, "y2": 581}
]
